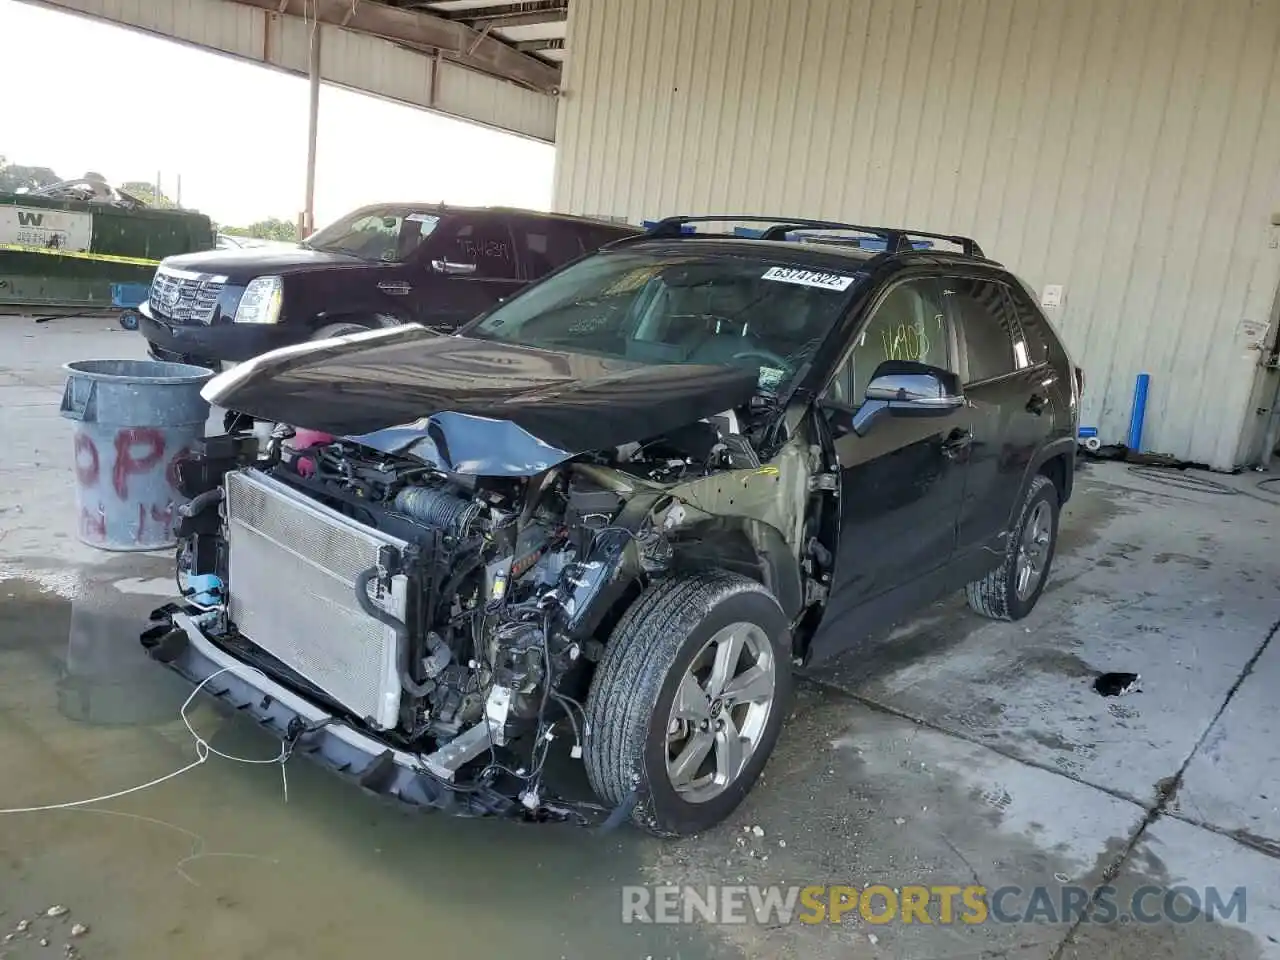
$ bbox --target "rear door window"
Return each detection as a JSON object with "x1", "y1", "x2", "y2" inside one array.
[
  {"x1": 943, "y1": 278, "x2": 1022, "y2": 383},
  {"x1": 520, "y1": 221, "x2": 584, "y2": 278}
]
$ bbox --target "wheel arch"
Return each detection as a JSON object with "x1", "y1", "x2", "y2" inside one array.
[
  {"x1": 309, "y1": 309, "x2": 407, "y2": 335},
  {"x1": 1015, "y1": 438, "x2": 1076, "y2": 525},
  {"x1": 667, "y1": 516, "x2": 804, "y2": 624}
]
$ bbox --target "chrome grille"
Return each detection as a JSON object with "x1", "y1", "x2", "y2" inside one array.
[
  {"x1": 224, "y1": 470, "x2": 408, "y2": 730},
  {"x1": 149, "y1": 266, "x2": 226, "y2": 324}
]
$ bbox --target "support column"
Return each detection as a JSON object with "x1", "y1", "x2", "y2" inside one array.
[{"x1": 302, "y1": 17, "x2": 321, "y2": 237}]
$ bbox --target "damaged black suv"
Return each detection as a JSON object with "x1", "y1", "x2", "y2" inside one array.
[{"x1": 143, "y1": 216, "x2": 1081, "y2": 837}]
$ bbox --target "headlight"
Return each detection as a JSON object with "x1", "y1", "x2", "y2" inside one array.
[{"x1": 234, "y1": 276, "x2": 283, "y2": 324}]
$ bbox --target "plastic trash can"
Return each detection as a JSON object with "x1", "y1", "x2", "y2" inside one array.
[{"x1": 59, "y1": 359, "x2": 215, "y2": 551}]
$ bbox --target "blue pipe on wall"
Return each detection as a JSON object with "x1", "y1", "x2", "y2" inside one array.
[{"x1": 1128, "y1": 373, "x2": 1150, "y2": 451}]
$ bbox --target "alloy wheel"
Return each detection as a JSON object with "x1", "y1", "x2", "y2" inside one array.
[
  {"x1": 664, "y1": 622, "x2": 777, "y2": 803},
  {"x1": 1015, "y1": 500, "x2": 1053, "y2": 601}
]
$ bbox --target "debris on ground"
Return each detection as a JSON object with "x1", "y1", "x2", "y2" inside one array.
[
  {"x1": 14, "y1": 922, "x2": 28, "y2": 933},
  {"x1": 751, "y1": 825, "x2": 765, "y2": 838},
  {"x1": 1094, "y1": 672, "x2": 1142, "y2": 696},
  {"x1": 45, "y1": 907, "x2": 68, "y2": 919},
  {"x1": 893, "y1": 817, "x2": 906, "y2": 825},
  {"x1": 69, "y1": 924, "x2": 88, "y2": 938}
]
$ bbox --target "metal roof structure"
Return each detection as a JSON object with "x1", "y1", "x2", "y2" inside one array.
[
  {"x1": 228, "y1": 0, "x2": 569, "y2": 94},
  {"x1": 26, "y1": 0, "x2": 566, "y2": 140},
  {"x1": 419, "y1": 1, "x2": 567, "y2": 65}
]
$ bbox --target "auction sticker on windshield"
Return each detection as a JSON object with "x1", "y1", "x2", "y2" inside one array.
[{"x1": 761, "y1": 266, "x2": 855, "y2": 292}]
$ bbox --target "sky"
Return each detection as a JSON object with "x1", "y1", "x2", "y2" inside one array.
[{"x1": 0, "y1": 0, "x2": 555, "y2": 228}]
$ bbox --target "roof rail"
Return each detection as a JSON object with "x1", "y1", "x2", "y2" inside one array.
[{"x1": 644, "y1": 215, "x2": 985, "y2": 259}]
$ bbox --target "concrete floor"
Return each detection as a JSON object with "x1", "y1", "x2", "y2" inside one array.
[{"x1": 1, "y1": 314, "x2": 1278, "y2": 960}]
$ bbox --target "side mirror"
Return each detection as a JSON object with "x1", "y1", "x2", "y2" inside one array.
[
  {"x1": 432, "y1": 259, "x2": 478, "y2": 276},
  {"x1": 850, "y1": 361, "x2": 964, "y2": 437}
]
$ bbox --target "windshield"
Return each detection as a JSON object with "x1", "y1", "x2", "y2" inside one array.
[
  {"x1": 466, "y1": 251, "x2": 863, "y2": 393},
  {"x1": 304, "y1": 206, "x2": 441, "y2": 262}
]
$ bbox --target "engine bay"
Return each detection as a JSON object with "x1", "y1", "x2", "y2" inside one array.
[{"x1": 167, "y1": 397, "x2": 800, "y2": 815}]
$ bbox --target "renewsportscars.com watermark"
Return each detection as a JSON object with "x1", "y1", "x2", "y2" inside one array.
[{"x1": 622, "y1": 884, "x2": 1247, "y2": 926}]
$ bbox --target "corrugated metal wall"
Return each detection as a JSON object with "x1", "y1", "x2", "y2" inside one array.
[
  {"x1": 554, "y1": 0, "x2": 1280, "y2": 468},
  {"x1": 32, "y1": 0, "x2": 557, "y2": 141}
]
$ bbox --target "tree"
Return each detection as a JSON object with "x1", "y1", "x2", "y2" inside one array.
[
  {"x1": 0, "y1": 156, "x2": 62, "y2": 194},
  {"x1": 119, "y1": 181, "x2": 176, "y2": 208},
  {"x1": 221, "y1": 217, "x2": 298, "y2": 242}
]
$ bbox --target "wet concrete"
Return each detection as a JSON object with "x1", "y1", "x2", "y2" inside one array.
[
  {"x1": 0, "y1": 318, "x2": 730, "y2": 960},
  {"x1": 2, "y1": 315, "x2": 1279, "y2": 959},
  {"x1": 0, "y1": 572, "x2": 729, "y2": 960},
  {"x1": 821, "y1": 472, "x2": 1280, "y2": 808}
]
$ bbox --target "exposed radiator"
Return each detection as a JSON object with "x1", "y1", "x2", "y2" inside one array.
[{"x1": 224, "y1": 469, "x2": 408, "y2": 730}]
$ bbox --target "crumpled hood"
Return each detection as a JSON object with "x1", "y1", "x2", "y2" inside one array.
[{"x1": 203, "y1": 327, "x2": 760, "y2": 476}]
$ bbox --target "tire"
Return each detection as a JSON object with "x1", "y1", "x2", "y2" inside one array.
[
  {"x1": 311, "y1": 321, "x2": 373, "y2": 340},
  {"x1": 584, "y1": 570, "x2": 793, "y2": 838},
  {"x1": 965, "y1": 473, "x2": 1059, "y2": 621},
  {"x1": 311, "y1": 314, "x2": 401, "y2": 341}
]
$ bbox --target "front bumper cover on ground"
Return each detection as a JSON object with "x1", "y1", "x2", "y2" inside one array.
[{"x1": 141, "y1": 605, "x2": 593, "y2": 823}]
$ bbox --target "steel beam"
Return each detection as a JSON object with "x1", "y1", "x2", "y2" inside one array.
[
  {"x1": 512, "y1": 38, "x2": 564, "y2": 53},
  {"x1": 463, "y1": 4, "x2": 567, "y2": 30},
  {"x1": 229, "y1": 0, "x2": 559, "y2": 92}
]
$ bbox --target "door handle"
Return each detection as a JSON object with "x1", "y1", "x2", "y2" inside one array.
[
  {"x1": 1026, "y1": 393, "x2": 1048, "y2": 415},
  {"x1": 378, "y1": 281, "x2": 412, "y2": 296},
  {"x1": 941, "y1": 428, "x2": 973, "y2": 459}
]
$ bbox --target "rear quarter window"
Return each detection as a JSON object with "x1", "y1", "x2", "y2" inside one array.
[{"x1": 581, "y1": 225, "x2": 634, "y2": 251}]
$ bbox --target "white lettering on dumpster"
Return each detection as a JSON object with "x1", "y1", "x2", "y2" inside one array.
[{"x1": 0, "y1": 205, "x2": 93, "y2": 252}]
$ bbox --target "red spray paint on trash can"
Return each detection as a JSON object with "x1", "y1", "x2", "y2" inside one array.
[{"x1": 60, "y1": 360, "x2": 214, "y2": 551}]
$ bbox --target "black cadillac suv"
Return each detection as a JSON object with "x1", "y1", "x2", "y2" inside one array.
[
  {"x1": 142, "y1": 215, "x2": 1083, "y2": 837},
  {"x1": 137, "y1": 204, "x2": 639, "y2": 368}
]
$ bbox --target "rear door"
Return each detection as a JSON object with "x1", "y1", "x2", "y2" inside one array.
[
  {"x1": 944, "y1": 275, "x2": 1051, "y2": 555},
  {"x1": 411, "y1": 214, "x2": 525, "y2": 331}
]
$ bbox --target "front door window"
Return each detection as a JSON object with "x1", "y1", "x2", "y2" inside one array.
[
  {"x1": 435, "y1": 220, "x2": 518, "y2": 279},
  {"x1": 824, "y1": 278, "x2": 952, "y2": 407}
]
